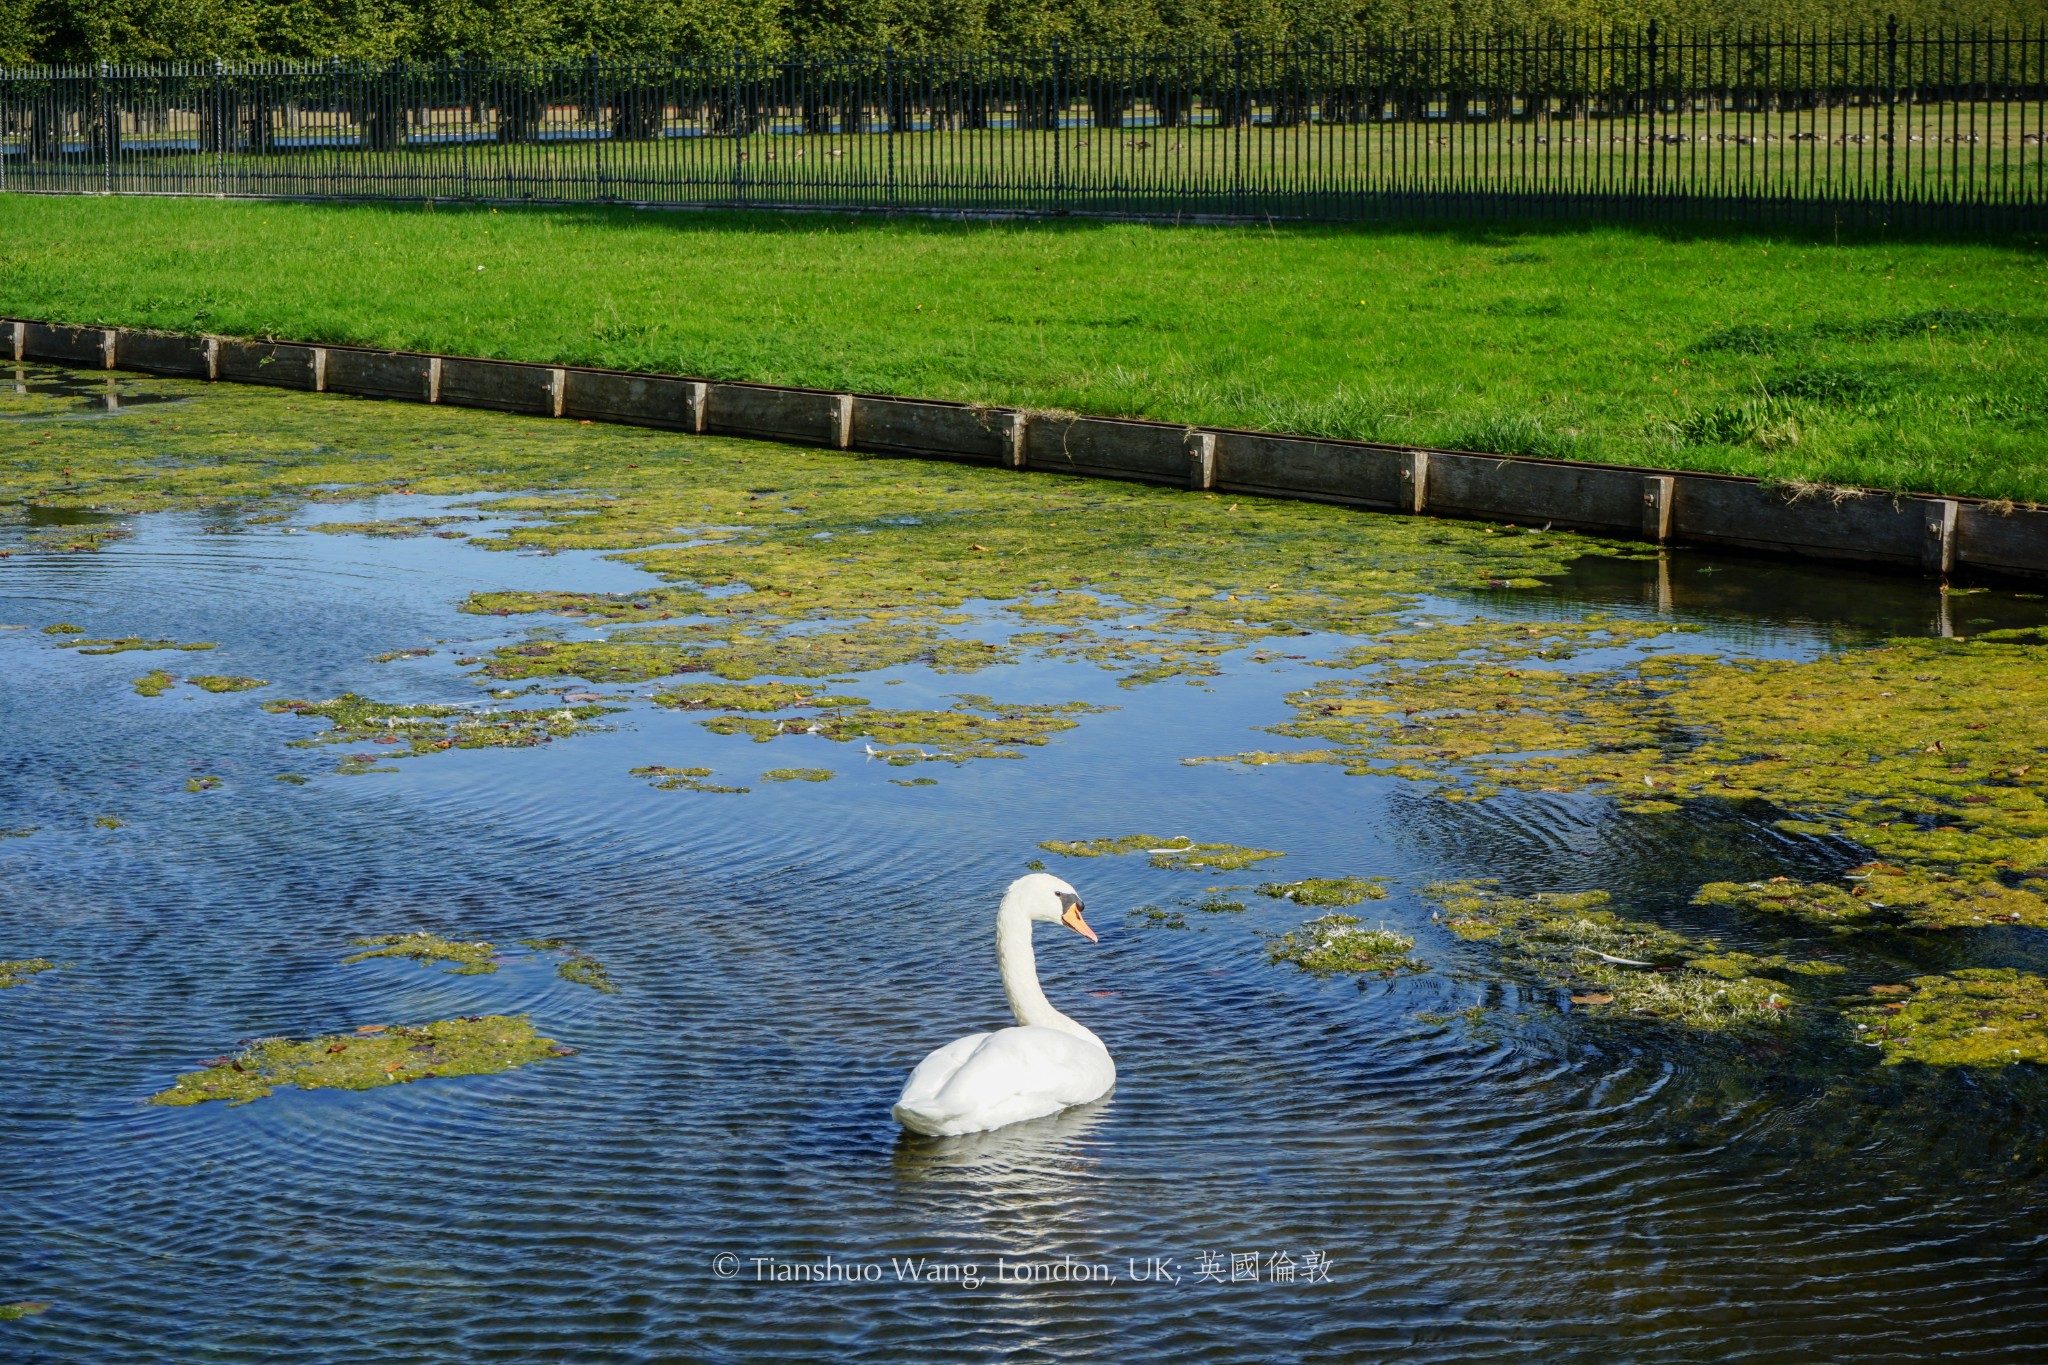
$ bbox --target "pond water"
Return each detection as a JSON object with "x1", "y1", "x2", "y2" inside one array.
[{"x1": 4, "y1": 364, "x2": 2048, "y2": 1361}]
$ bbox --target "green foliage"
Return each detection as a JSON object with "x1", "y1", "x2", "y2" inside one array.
[{"x1": 13, "y1": 0, "x2": 2043, "y2": 62}]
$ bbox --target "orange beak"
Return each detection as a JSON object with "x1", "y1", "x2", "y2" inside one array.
[{"x1": 1060, "y1": 903, "x2": 1099, "y2": 943}]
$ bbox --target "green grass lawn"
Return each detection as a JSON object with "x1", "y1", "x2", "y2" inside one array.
[{"x1": 2, "y1": 194, "x2": 2044, "y2": 500}]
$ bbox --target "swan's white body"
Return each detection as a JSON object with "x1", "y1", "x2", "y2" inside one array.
[{"x1": 893, "y1": 874, "x2": 1115, "y2": 1137}]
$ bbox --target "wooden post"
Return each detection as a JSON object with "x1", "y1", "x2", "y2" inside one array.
[
  {"x1": 547, "y1": 368, "x2": 566, "y2": 418},
  {"x1": 1922, "y1": 499, "x2": 1958, "y2": 577},
  {"x1": 426, "y1": 357, "x2": 443, "y2": 404},
  {"x1": 1399, "y1": 450, "x2": 1430, "y2": 513},
  {"x1": 831, "y1": 394, "x2": 854, "y2": 450},
  {"x1": 1641, "y1": 474, "x2": 1675, "y2": 542},
  {"x1": 1186, "y1": 430, "x2": 1217, "y2": 490},
  {"x1": 1002, "y1": 412, "x2": 1027, "y2": 470}
]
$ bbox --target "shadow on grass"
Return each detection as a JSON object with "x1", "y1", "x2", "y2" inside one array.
[{"x1": 261, "y1": 193, "x2": 2048, "y2": 255}]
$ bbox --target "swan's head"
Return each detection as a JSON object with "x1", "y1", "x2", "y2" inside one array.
[{"x1": 1007, "y1": 872, "x2": 1097, "y2": 943}]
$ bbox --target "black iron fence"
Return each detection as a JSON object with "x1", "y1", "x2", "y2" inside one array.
[{"x1": 3, "y1": 25, "x2": 2045, "y2": 228}]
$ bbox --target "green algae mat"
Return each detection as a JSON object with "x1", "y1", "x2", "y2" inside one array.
[{"x1": 7, "y1": 363, "x2": 2048, "y2": 1071}]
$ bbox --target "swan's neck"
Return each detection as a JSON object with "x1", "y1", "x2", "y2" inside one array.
[{"x1": 997, "y1": 900, "x2": 1102, "y2": 1048}]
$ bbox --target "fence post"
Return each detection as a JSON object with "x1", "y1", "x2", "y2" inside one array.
[
  {"x1": 1051, "y1": 39, "x2": 1063, "y2": 209},
  {"x1": 1645, "y1": 21, "x2": 1657, "y2": 198},
  {"x1": 457, "y1": 51, "x2": 470, "y2": 200},
  {"x1": 885, "y1": 42, "x2": 897, "y2": 205},
  {"x1": 1885, "y1": 13, "x2": 1899, "y2": 216},
  {"x1": 213, "y1": 58, "x2": 226, "y2": 198},
  {"x1": 730, "y1": 46, "x2": 743, "y2": 205},
  {"x1": 96, "y1": 62, "x2": 109, "y2": 194},
  {"x1": 1232, "y1": 36, "x2": 1245, "y2": 216},
  {"x1": 590, "y1": 51, "x2": 608, "y2": 202}
]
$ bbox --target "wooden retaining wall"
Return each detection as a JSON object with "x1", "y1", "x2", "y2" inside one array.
[{"x1": 10, "y1": 318, "x2": 2046, "y2": 582}]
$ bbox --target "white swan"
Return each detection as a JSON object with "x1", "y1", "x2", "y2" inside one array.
[{"x1": 893, "y1": 873, "x2": 1115, "y2": 1137}]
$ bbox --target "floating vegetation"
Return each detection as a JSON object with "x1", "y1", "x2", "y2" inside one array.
[
  {"x1": 517, "y1": 939, "x2": 618, "y2": 993},
  {"x1": 0, "y1": 1303, "x2": 49, "y2": 1321},
  {"x1": 148, "y1": 1015, "x2": 572, "y2": 1106},
  {"x1": 1257, "y1": 877, "x2": 1388, "y2": 907},
  {"x1": 1423, "y1": 881, "x2": 1801, "y2": 1032},
  {"x1": 275, "y1": 773, "x2": 308, "y2": 784},
  {"x1": 0, "y1": 827, "x2": 36, "y2": 839},
  {"x1": 56, "y1": 637, "x2": 216, "y2": 655},
  {"x1": 309, "y1": 515, "x2": 478, "y2": 538},
  {"x1": 652, "y1": 682, "x2": 867, "y2": 712},
  {"x1": 370, "y1": 648, "x2": 434, "y2": 663},
  {"x1": 184, "y1": 776, "x2": 222, "y2": 792},
  {"x1": 700, "y1": 694, "x2": 1107, "y2": 765},
  {"x1": 892, "y1": 777, "x2": 938, "y2": 787},
  {"x1": 91, "y1": 815, "x2": 123, "y2": 829},
  {"x1": 188, "y1": 675, "x2": 268, "y2": 693},
  {"x1": 479, "y1": 623, "x2": 1012, "y2": 685},
  {"x1": 344, "y1": 932, "x2": 497, "y2": 975},
  {"x1": 1193, "y1": 894, "x2": 1246, "y2": 914},
  {"x1": 1261, "y1": 916, "x2": 1423, "y2": 976},
  {"x1": 1696, "y1": 865, "x2": 2048, "y2": 933},
  {"x1": 1128, "y1": 904, "x2": 1189, "y2": 930},
  {"x1": 18, "y1": 361, "x2": 2048, "y2": 1080},
  {"x1": 27, "y1": 523, "x2": 132, "y2": 553},
  {"x1": 1205, "y1": 623, "x2": 2048, "y2": 929},
  {"x1": 133, "y1": 669, "x2": 267, "y2": 697},
  {"x1": 761, "y1": 767, "x2": 834, "y2": 783},
  {"x1": 1845, "y1": 970, "x2": 2048, "y2": 1066},
  {"x1": 40, "y1": 623, "x2": 83, "y2": 635},
  {"x1": 265, "y1": 693, "x2": 616, "y2": 772},
  {"x1": 1316, "y1": 615, "x2": 1694, "y2": 669},
  {"x1": 466, "y1": 587, "x2": 707, "y2": 622},
  {"x1": 1039, "y1": 834, "x2": 1285, "y2": 872},
  {"x1": 631, "y1": 765, "x2": 748, "y2": 794},
  {"x1": 0, "y1": 959, "x2": 55, "y2": 989}
]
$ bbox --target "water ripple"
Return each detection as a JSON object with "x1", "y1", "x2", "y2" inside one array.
[{"x1": 4, "y1": 506, "x2": 2048, "y2": 1362}]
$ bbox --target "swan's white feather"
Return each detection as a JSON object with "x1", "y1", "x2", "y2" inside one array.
[{"x1": 893, "y1": 1025, "x2": 1115, "y2": 1137}]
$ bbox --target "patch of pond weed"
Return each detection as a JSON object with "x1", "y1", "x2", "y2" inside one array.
[
  {"x1": 1038, "y1": 834, "x2": 1285, "y2": 872},
  {"x1": 630, "y1": 765, "x2": 748, "y2": 793},
  {"x1": 56, "y1": 636, "x2": 216, "y2": 655},
  {"x1": 1843, "y1": 969, "x2": 2048, "y2": 1066},
  {"x1": 1261, "y1": 916, "x2": 1423, "y2": 976},
  {"x1": 0, "y1": 959, "x2": 55, "y2": 989},
  {"x1": 265, "y1": 693, "x2": 617, "y2": 773},
  {"x1": 1424, "y1": 881, "x2": 1804, "y2": 1033},
  {"x1": 188, "y1": 675, "x2": 267, "y2": 693},
  {"x1": 699, "y1": 694, "x2": 1107, "y2": 765},
  {"x1": 1257, "y1": 877, "x2": 1388, "y2": 907},
  {"x1": 344, "y1": 932, "x2": 497, "y2": 975},
  {"x1": 148, "y1": 1015, "x2": 572, "y2": 1106},
  {"x1": 516, "y1": 939, "x2": 618, "y2": 993}
]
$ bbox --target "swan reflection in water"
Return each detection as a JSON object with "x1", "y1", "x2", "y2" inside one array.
[{"x1": 890, "y1": 1094, "x2": 1114, "y2": 1194}]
